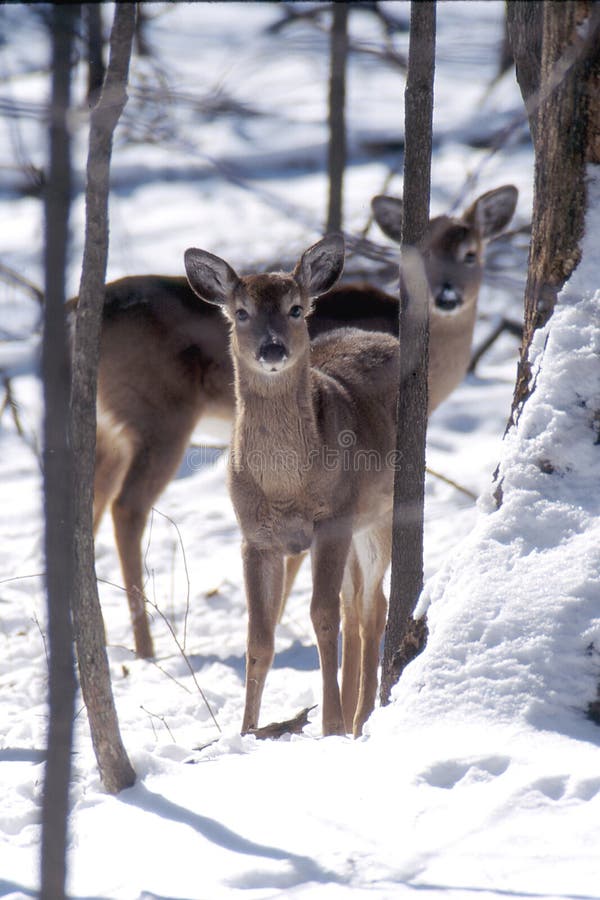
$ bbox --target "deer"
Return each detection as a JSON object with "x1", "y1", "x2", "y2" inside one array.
[
  {"x1": 184, "y1": 233, "x2": 400, "y2": 737},
  {"x1": 86, "y1": 184, "x2": 518, "y2": 662}
]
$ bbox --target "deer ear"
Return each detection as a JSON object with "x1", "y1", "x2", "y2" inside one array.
[
  {"x1": 294, "y1": 233, "x2": 345, "y2": 298},
  {"x1": 371, "y1": 195, "x2": 403, "y2": 243},
  {"x1": 464, "y1": 185, "x2": 518, "y2": 241},
  {"x1": 184, "y1": 248, "x2": 240, "y2": 306}
]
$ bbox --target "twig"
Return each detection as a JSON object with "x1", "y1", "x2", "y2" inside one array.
[
  {"x1": 0, "y1": 572, "x2": 45, "y2": 585},
  {"x1": 468, "y1": 317, "x2": 523, "y2": 374},
  {"x1": 140, "y1": 705, "x2": 175, "y2": 742},
  {"x1": 150, "y1": 507, "x2": 191, "y2": 653},
  {"x1": 249, "y1": 706, "x2": 316, "y2": 741},
  {"x1": 0, "y1": 261, "x2": 44, "y2": 304},
  {"x1": 145, "y1": 596, "x2": 221, "y2": 733},
  {"x1": 32, "y1": 611, "x2": 49, "y2": 669},
  {"x1": 425, "y1": 467, "x2": 477, "y2": 501},
  {"x1": 0, "y1": 374, "x2": 26, "y2": 437},
  {"x1": 104, "y1": 633, "x2": 195, "y2": 697}
]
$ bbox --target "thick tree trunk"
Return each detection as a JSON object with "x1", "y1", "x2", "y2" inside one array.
[
  {"x1": 326, "y1": 2, "x2": 349, "y2": 234},
  {"x1": 506, "y1": 1, "x2": 544, "y2": 142},
  {"x1": 507, "y1": 0, "x2": 600, "y2": 431},
  {"x1": 40, "y1": 9, "x2": 79, "y2": 899},
  {"x1": 380, "y1": 1, "x2": 435, "y2": 705},
  {"x1": 70, "y1": 3, "x2": 136, "y2": 794}
]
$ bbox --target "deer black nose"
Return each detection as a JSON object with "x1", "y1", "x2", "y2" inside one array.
[
  {"x1": 435, "y1": 283, "x2": 463, "y2": 312},
  {"x1": 258, "y1": 339, "x2": 288, "y2": 370}
]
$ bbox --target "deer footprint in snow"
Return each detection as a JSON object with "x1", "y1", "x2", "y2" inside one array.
[{"x1": 420, "y1": 755, "x2": 511, "y2": 789}]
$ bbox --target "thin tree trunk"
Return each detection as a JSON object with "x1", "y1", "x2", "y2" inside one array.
[
  {"x1": 40, "y1": 8, "x2": 79, "y2": 898},
  {"x1": 507, "y1": 0, "x2": 600, "y2": 433},
  {"x1": 84, "y1": 3, "x2": 106, "y2": 107},
  {"x1": 70, "y1": 2, "x2": 136, "y2": 794},
  {"x1": 380, "y1": 0, "x2": 436, "y2": 706},
  {"x1": 326, "y1": 2, "x2": 349, "y2": 234}
]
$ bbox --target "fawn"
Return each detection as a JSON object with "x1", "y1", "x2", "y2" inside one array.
[{"x1": 185, "y1": 234, "x2": 399, "y2": 736}]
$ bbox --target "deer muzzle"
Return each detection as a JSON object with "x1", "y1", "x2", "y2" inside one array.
[
  {"x1": 434, "y1": 283, "x2": 463, "y2": 312},
  {"x1": 258, "y1": 339, "x2": 288, "y2": 372}
]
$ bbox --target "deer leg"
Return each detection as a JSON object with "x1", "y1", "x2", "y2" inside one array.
[
  {"x1": 310, "y1": 519, "x2": 352, "y2": 736},
  {"x1": 352, "y1": 523, "x2": 391, "y2": 737},
  {"x1": 93, "y1": 425, "x2": 131, "y2": 534},
  {"x1": 340, "y1": 543, "x2": 363, "y2": 733},
  {"x1": 353, "y1": 581, "x2": 387, "y2": 737},
  {"x1": 111, "y1": 433, "x2": 191, "y2": 659},
  {"x1": 241, "y1": 543, "x2": 285, "y2": 734},
  {"x1": 279, "y1": 550, "x2": 308, "y2": 620}
]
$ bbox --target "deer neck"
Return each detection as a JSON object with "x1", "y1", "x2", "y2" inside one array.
[
  {"x1": 428, "y1": 301, "x2": 478, "y2": 412},
  {"x1": 232, "y1": 351, "x2": 319, "y2": 496}
]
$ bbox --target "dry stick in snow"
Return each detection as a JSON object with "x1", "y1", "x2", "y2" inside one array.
[{"x1": 70, "y1": 3, "x2": 136, "y2": 794}]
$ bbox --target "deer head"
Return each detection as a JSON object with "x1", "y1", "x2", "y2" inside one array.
[
  {"x1": 372, "y1": 184, "x2": 518, "y2": 314},
  {"x1": 184, "y1": 234, "x2": 345, "y2": 377}
]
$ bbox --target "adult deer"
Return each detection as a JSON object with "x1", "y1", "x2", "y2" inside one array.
[
  {"x1": 87, "y1": 184, "x2": 517, "y2": 661},
  {"x1": 185, "y1": 234, "x2": 399, "y2": 737}
]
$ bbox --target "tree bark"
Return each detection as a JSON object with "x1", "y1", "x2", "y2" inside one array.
[
  {"x1": 70, "y1": 2, "x2": 136, "y2": 794},
  {"x1": 326, "y1": 2, "x2": 349, "y2": 234},
  {"x1": 507, "y1": 0, "x2": 600, "y2": 432},
  {"x1": 506, "y1": 1, "x2": 544, "y2": 142},
  {"x1": 380, "y1": 1, "x2": 436, "y2": 705},
  {"x1": 40, "y1": 9, "x2": 79, "y2": 898}
]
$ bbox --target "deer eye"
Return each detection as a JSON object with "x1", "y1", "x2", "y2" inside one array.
[
  {"x1": 289, "y1": 305, "x2": 303, "y2": 319},
  {"x1": 235, "y1": 308, "x2": 249, "y2": 322},
  {"x1": 464, "y1": 250, "x2": 478, "y2": 265}
]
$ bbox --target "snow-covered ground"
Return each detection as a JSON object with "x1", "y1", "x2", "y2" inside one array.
[{"x1": 1, "y1": 3, "x2": 599, "y2": 898}]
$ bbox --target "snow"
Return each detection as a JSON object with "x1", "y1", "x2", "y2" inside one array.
[{"x1": 1, "y1": 3, "x2": 599, "y2": 899}]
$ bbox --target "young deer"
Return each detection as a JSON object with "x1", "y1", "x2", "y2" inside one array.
[
  {"x1": 88, "y1": 184, "x2": 517, "y2": 661},
  {"x1": 184, "y1": 234, "x2": 399, "y2": 737}
]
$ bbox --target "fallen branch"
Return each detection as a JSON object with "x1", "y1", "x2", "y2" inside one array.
[{"x1": 248, "y1": 706, "x2": 316, "y2": 741}]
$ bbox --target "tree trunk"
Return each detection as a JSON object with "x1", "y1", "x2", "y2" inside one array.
[
  {"x1": 506, "y1": 1, "x2": 544, "y2": 142},
  {"x1": 380, "y1": 1, "x2": 436, "y2": 705},
  {"x1": 84, "y1": 3, "x2": 106, "y2": 107},
  {"x1": 507, "y1": 0, "x2": 600, "y2": 432},
  {"x1": 40, "y1": 8, "x2": 79, "y2": 898},
  {"x1": 326, "y1": 2, "x2": 349, "y2": 234},
  {"x1": 70, "y1": 3, "x2": 136, "y2": 795}
]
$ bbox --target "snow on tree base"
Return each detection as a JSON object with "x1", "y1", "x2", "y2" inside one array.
[{"x1": 375, "y1": 166, "x2": 600, "y2": 740}]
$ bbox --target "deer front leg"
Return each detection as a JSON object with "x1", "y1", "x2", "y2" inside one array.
[
  {"x1": 241, "y1": 542, "x2": 285, "y2": 734},
  {"x1": 311, "y1": 519, "x2": 352, "y2": 736}
]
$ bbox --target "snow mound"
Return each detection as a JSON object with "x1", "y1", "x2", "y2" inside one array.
[{"x1": 371, "y1": 171, "x2": 600, "y2": 741}]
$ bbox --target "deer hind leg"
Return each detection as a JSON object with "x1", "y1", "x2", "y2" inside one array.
[
  {"x1": 111, "y1": 429, "x2": 193, "y2": 659},
  {"x1": 93, "y1": 419, "x2": 132, "y2": 534},
  {"x1": 241, "y1": 544, "x2": 285, "y2": 734},
  {"x1": 351, "y1": 521, "x2": 391, "y2": 737},
  {"x1": 278, "y1": 550, "x2": 308, "y2": 621},
  {"x1": 340, "y1": 544, "x2": 363, "y2": 734},
  {"x1": 310, "y1": 518, "x2": 352, "y2": 736}
]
